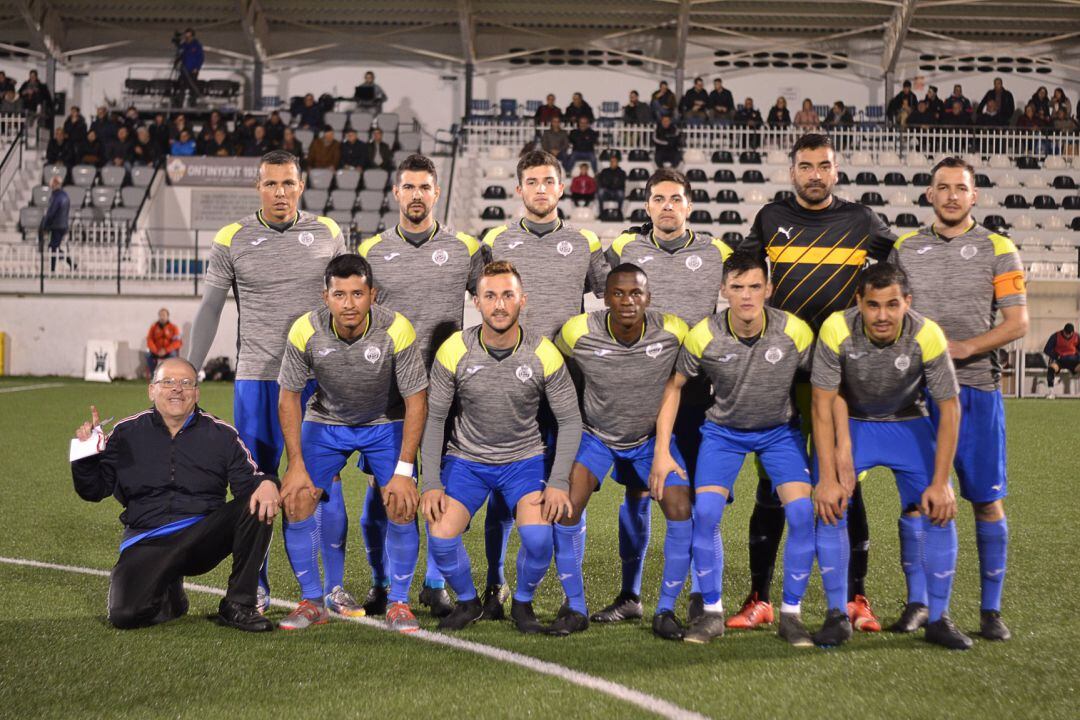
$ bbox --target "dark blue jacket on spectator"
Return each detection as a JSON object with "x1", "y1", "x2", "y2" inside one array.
[
  {"x1": 42, "y1": 188, "x2": 70, "y2": 231},
  {"x1": 180, "y1": 40, "x2": 204, "y2": 74}
]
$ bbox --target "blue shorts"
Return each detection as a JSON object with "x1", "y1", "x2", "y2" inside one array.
[
  {"x1": 927, "y1": 386, "x2": 1007, "y2": 503},
  {"x1": 575, "y1": 432, "x2": 689, "y2": 491},
  {"x1": 442, "y1": 455, "x2": 546, "y2": 517},
  {"x1": 234, "y1": 379, "x2": 317, "y2": 475},
  {"x1": 300, "y1": 421, "x2": 406, "y2": 493},
  {"x1": 844, "y1": 417, "x2": 938, "y2": 510},
  {"x1": 695, "y1": 421, "x2": 811, "y2": 500}
]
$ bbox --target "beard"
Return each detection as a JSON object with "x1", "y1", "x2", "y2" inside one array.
[{"x1": 794, "y1": 178, "x2": 833, "y2": 206}]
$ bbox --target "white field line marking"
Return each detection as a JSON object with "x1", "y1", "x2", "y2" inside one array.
[
  {"x1": 0, "y1": 382, "x2": 66, "y2": 393},
  {"x1": 0, "y1": 556, "x2": 709, "y2": 720}
]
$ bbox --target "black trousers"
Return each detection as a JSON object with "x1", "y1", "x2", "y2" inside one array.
[{"x1": 107, "y1": 497, "x2": 272, "y2": 629}]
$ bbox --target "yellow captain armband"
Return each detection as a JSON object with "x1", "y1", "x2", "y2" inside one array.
[
  {"x1": 915, "y1": 318, "x2": 948, "y2": 362},
  {"x1": 287, "y1": 313, "x2": 317, "y2": 352},
  {"x1": 387, "y1": 313, "x2": 417, "y2": 354},
  {"x1": 782, "y1": 313, "x2": 814, "y2": 353},
  {"x1": 818, "y1": 311, "x2": 850, "y2": 354},
  {"x1": 535, "y1": 338, "x2": 565, "y2": 378},
  {"x1": 435, "y1": 332, "x2": 468, "y2": 373},
  {"x1": 213, "y1": 222, "x2": 243, "y2": 247}
]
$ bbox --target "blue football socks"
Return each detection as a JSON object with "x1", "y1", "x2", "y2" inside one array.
[
  {"x1": 924, "y1": 518, "x2": 959, "y2": 622},
  {"x1": 658, "y1": 518, "x2": 693, "y2": 613},
  {"x1": 360, "y1": 485, "x2": 389, "y2": 587},
  {"x1": 781, "y1": 497, "x2": 814, "y2": 608},
  {"x1": 514, "y1": 524, "x2": 554, "y2": 603},
  {"x1": 815, "y1": 512, "x2": 850, "y2": 612},
  {"x1": 283, "y1": 514, "x2": 323, "y2": 602},
  {"x1": 898, "y1": 514, "x2": 929, "y2": 606},
  {"x1": 319, "y1": 481, "x2": 348, "y2": 596},
  {"x1": 429, "y1": 534, "x2": 476, "y2": 602},
  {"x1": 386, "y1": 520, "x2": 420, "y2": 604},
  {"x1": 618, "y1": 495, "x2": 651, "y2": 597},
  {"x1": 554, "y1": 519, "x2": 588, "y2": 614},
  {"x1": 976, "y1": 517, "x2": 1008, "y2": 612},
  {"x1": 484, "y1": 493, "x2": 515, "y2": 587}
]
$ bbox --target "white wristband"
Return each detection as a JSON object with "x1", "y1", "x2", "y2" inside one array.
[{"x1": 395, "y1": 461, "x2": 415, "y2": 477}]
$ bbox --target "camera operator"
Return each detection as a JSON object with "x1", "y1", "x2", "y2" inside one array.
[{"x1": 173, "y1": 28, "x2": 204, "y2": 108}]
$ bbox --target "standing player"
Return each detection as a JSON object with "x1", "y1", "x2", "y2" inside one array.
[
  {"x1": 420, "y1": 261, "x2": 582, "y2": 633},
  {"x1": 603, "y1": 169, "x2": 732, "y2": 622},
  {"x1": 812, "y1": 263, "x2": 971, "y2": 649},
  {"x1": 892, "y1": 157, "x2": 1028, "y2": 640},
  {"x1": 475, "y1": 150, "x2": 608, "y2": 620},
  {"x1": 276, "y1": 255, "x2": 428, "y2": 632},
  {"x1": 356, "y1": 153, "x2": 484, "y2": 618},
  {"x1": 552, "y1": 263, "x2": 689, "y2": 634},
  {"x1": 186, "y1": 150, "x2": 348, "y2": 614},
  {"x1": 650, "y1": 251, "x2": 820, "y2": 645},
  {"x1": 733, "y1": 133, "x2": 896, "y2": 633}
]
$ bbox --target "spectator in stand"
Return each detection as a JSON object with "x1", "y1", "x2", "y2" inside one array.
[
  {"x1": 887, "y1": 80, "x2": 917, "y2": 123},
  {"x1": 767, "y1": 97, "x2": 791, "y2": 128},
  {"x1": 264, "y1": 110, "x2": 286, "y2": 148},
  {"x1": 204, "y1": 127, "x2": 233, "y2": 157},
  {"x1": 122, "y1": 106, "x2": 141, "y2": 131},
  {"x1": 906, "y1": 99, "x2": 934, "y2": 128},
  {"x1": 570, "y1": 163, "x2": 597, "y2": 207},
  {"x1": 735, "y1": 97, "x2": 764, "y2": 149},
  {"x1": 79, "y1": 129, "x2": 105, "y2": 166},
  {"x1": 1044, "y1": 323, "x2": 1080, "y2": 399},
  {"x1": 146, "y1": 308, "x2": 183, "y2": 379},
  {"x1": 683, "y1": 97, "x2": 709, "y2": 126},
  {"x1": 355, "y1": 70, "x2": 388, "y2": 115},
  {"x1": 534, "y1": 94, "x2": 562, "y2": 125},
  {"x1": 18, "y1": 70, "x2": 51, "y2": 117},
  {"x1": 650, "y1": 81, "x2": 677, "y2": 121},
  {"x1": 1030, "y1": 87, "x2": 1051, "y2": 121},
  {"x1": 1017, "y1": 103, "x2": 1048, "y2": 130},
  {"x1": 1052, "y1": 107, "x2": 1079, "y2": 133},
  {"x1": 896, "y1": 98, "x2": 912, "y2": 128},
  {"x1": 363, "y1": 127, "x2": 393, "y2": 171},
  {"x1": 0, "y1": 71, "x2": 15, "y2": 95},
  {"x1": 679, "y1": 77, "x2": 709, "y2": 116},
  {"x1": 563, "y1": 92, "x2": 595, "y2": 125},
  {"x1": 169, "y1": 113, "x2": 190, "y2": 142},
  {"x1": 64, "y1": 106, "x2": 88, "y2": 145},
  {"x1": 90, "y1": 106, "x2": 118, "y2": 143},
  {"x1": 106, "y1": 125, "x2": 135, "y2": 167},
  {"x1": 794, "y1": 98, "x2": 819, "y2": 129},
  {"x1": 823, "y1": 100, "x2": 854, "y2": 127},
  {"x1": 132, "y1": 126, "x2": 159, "y2": 166},
  {"x1": 1050, "y1": 88, "x2": 1072, "y2": 119},
  {"x1": 296, "y1": 93, "x2": 324, "y2": 129},
  {"x1": 540, "y1": 115, "x2": 571, "y2": 165},
  {"x1": 46, "y1": 127, "x2": 75, "y2": 167},
  {"x1": 978, "y1": 77, "x2": 1015, "y2": 121},
  {"x1": 948, "y1": 84, "x2": 972, "y2": 114},
  {"x1": 198, "y1": 110, "x2": 226, "y2": 151},
  {"x1": 148, "y1": 113, "x2": 170, "y2": 156},
  {"x1": 170, "y1": 129, "x2": 196, "y2": 157},
  {"x1": 924, "y1": 86, "x2": 945, "y2": 121},
  {"x1": 280, "y1": 127, "x2": 304, "y2": 162},
  {"x1": 234, "y1": 114, "x2": 259, "y2": 149},
  {"x1": 307, "y1": 126, "x2": 341, "y2": 169},
  {"x1": 653, "y1": 115, "x2": 682, "y2": 167},
  {"x1": 176, "y1": 28, "x2": 204, "y2": 107},
  {"x1": 339, "y1": 128, "x2": 365, "y2": 169},
  {"x1": 709, "y1": 77, "x2": 735, "y2": 125},
  {"x1": 41, "y1": 176, "x2": 72, "y2": 272},
  {"x1": 940, "y1": 100, "x2": 972, "y2": 129},
  {"x1": 566, "y1": 116, "x2": 598, "y2": 173},
  {"x1": 240, "y1": 125, "x2": 269, "y2": 158},
  {"x1": 596, "y1": 155, "x2": 627, "y2": 213},
  {"x1": 975, "y1": 98, "x2": 1007, "y2": 127},
  {"x1": 0, "y1": 89, "x2": 22, "y2": 114},
  {"x1": 622, "y1": 90, "x2": 652, "y2": 124}
]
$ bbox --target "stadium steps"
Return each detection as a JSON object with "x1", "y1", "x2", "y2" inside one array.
[{"x1": 0, "y1": 151, "x2": 44, "y2": 232}]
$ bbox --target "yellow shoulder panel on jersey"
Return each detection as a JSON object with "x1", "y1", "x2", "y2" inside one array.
[
  {"x1": 456, "y1": 231, "x2": 481, "y2": 256},
  {"x1": 893, "y1": 230, "x2": 920, "y2": 250},
  {"x1": 558, "y1": 313, "x2": 591, "y2": 354},
  {"x1": 213, "y1": 222, "x2": 243, "y2": 247},
  {"x1": 610, "y1": 233, "x2": 635, "y2": 258},
  {"x1": 684, "y1": 319, "x2": 714, "y2": 359},
  {"x1": 287, "y1": 312, "x2": 317, "y2": 352},
  {"x1": 387, "y1": 312, "x2": 417, "y2": 354},
  {"x1": 579, "y1": 228, "x2": 602, "y2": 253},
  {"x1": 915, "y1": 317, "x2": 948, "y2": 362},
  {"x1": 988, "y1": 232, "x2": 1018, "y2": 256},
  {"x1": 818, "y1": 311, "x2": 850, "y2": 354},
  {"x1": 662, "y1": 313, "x2": 689, "y2": 344},
  {"x1": 435, "y1": 332, "x2": 468, "y2": 373},
  {"x1": 357, "y1": 233, "x2": 385, "y2": 258},
  {"x1": 316, "y1": 216, "x2": 342, "y2": 239},
  {"x1": 535, "y1": 338, "x2": 565, "y2": 377},
  {"x1": 782, "y1": 312, "x2": 814, "y2": 353},
  {"x1": 482, "y1": 225, "x2": 509, "y2": 247},
  {"x1": 711, "y1": 237, "x2": 734, "y2": 260}
]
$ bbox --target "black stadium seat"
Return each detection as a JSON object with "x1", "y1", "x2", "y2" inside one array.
[
  {"x1": 482, "y1": 185, "x2": 506, "y2": 199},
  {"x1": 855, "y1": 172, "x2": 879, "y2": 186},
  {"x1": 1053, "y1": 175, "x2": 1077, "y2": 190},
  {"x1": 722, "y1": 231, "x2": 744, "y2": 244},
  {"x1": 712, "y1": 150, "x2": 733, "y2": 163},
  {"x1": 739, "y1": 151, "x2": 762, "y2": 164},
  {"x1": 481, "y1": 206, "x2": 505, "y2": 220},
  {"x1": 918, "y1": 194, "x2": 932, "y2": 207},
  {"x1": 713, "y1": 169, "x2": 736, "y2": 183},
  {"x1": 600, "y1": 207, "x2": 623, "y2": 222},
  {"x1": 689, "y1": 210, "x2": 713, "y2": 224},
  {"x1": 982, "y1": 214, "x2": 1009, "y2": 232},
  {"x1": 1016, "y1": 156, "x2": 1039, "y2": 170},
  {"x1": 630, "y1": 209, "x2": 650, "y2": 223},
  {"x1": 1004, "y1": 194, "x2": 1029, "y2": 209},
  {"x1": 876, "y1": 212, "x2": 890, "y2": 226},
  {"x1": 628, "y1": 187, "x2": 646, "y2": 201},
  {"x1": 975, "y1": 173, "x2": 993, "y2": 188},
  {"x1": 691, "y1": 188, "x2": 710, "y2": 203},
  {"x1": 741, "y1": 170, "x2": 764, "y2": 183},
  {"x1": 716, "y1": 189, "x2": 739, "y2": 204},
  {"x1": 599, "y1": 148, "x2": 621, "y2": 161},
  {"x1": 894, "y1": 213, "x2": 920, "y2": 228},
  {"x1": 628, "y1": 149, "x2": 650, "y2": 162},
  {"x1": 836, "y1": 171, "x2": 850, "y2": 185},
  {"x1": 1064, "y1": 196, "x2": 1080, "y2": 210},
  {"x1": 686, "y1": 169, "x2": 707, "y2": 183},
  {"x1": 628, "y1": 167, "x2": 649, "y2": 181},
  {"x1": 718, "y1": 210, "x2": 742, "y2": 224},
  {"x1": 860, "y1": 191, "x2": 885, "y2": 206},
  {"x1": 773, "y1": 190, "x2": 794, "y2": 202},
  {"x1": 884, "y1": 172, "x2": 907, "y2": 186},
  {"x1": 1072, "y1": 216, "x2": 1080, "y2": 231},
  {"x1": 557, "y1": 207, "x2": 567, "y2": 219},
  {"x1": 912, "y1": 172, "x2": 932, "y2": 186},
  {"x1": 1033, "y1": 195, "x2": 1058, "y2": 210}
]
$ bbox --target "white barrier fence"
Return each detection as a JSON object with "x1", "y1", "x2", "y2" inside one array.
[
  {"x1": 0, "y1": 241, "x2": 205, "y2": 286},
  {"x1": 0, "y1": 114, "x2": 25, "y2": 143}
]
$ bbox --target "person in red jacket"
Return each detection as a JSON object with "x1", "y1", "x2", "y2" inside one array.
[
  {"x1": 570, "y1": 163, "x2": 597, "y2": 206},
  {"x1": 147, "y1": 308, "x2": 183, "y2": 378},
  {"x1": 1044, "y1": 323, "x2": 1079, "y2": 399}
]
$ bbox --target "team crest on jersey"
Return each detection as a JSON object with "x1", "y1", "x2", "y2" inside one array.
[
  {"x1": 894, "y1": 354, "x2": 911, "y2": 371},
  {"x1": 432, "y1": 249, "x2": 449, "y2": 266},
  {"x1": 515, "y1": 364, "x2": 534, "y2": 382},
  {"x1": 364, "y1": 346, "x2": 382, "y2": 364},
  {"x1": 298, "y1": 231, "x2": 315, "y2": 247},
  {"x1": 645, "y1": 342, "x2": 664, "y2": 358},
  {"x1": 765, "y1": 347, "x2": 783, "y2": 364},
  {"x1": 685, "y1": 255, "x2": 703, "y2": 272},
  {"x1": 556, "y1": 241, "x2": 574, "y2": 256},
  {"x1": 960, "y1": 244, "x2": 978, "y2": 260}
]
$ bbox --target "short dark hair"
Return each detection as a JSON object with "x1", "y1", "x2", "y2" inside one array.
[
  {"x1": 396, "y1": 153, "x2": 438, "y2": 185},
  {"x1": 722, "y1": 250, "x2": 769, "y2": 282},
  {"x1": 516, "y1": 149, "x2": 563, "y2": 184},
  {"x1": 694, "y1": 76, "x2": 703, "y2": 84},
  {"x1": 930, "y1": 156, "x2": 976, "y2": 184},
  {"x1": 259, "y1": 149, "x2": 302, "y2": 179},
  {"x1": 479, "y1": 260, "x2": 522, "y2": 286},
  {"x1": 324, "y1": 253, "x2": 373, "y2": 289},
  {"x1": 903, "y1": 80, "x2": 912, "y2": 88},
  {"x1": 645, "y1": 168, "x2": 691, "y2": 199},
  {"x1": 856, "y1": 262, "x2": 910, "y2": 297},
  {"x1": 789, "y1": 132, "x2": 834, "y2": 164},
  {"x1": 606, "y1": 262, "x2": 648, "y2": 287},
  {"x1": 1064, "y1": 323, "x2": 1075, "y2": 333}
]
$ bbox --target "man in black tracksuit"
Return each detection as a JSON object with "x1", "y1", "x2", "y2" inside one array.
[{"x1": 71, "y1": 357, "x2": 280, "y2": 631}]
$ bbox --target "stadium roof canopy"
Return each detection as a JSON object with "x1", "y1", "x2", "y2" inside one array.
[{"x1": 2, "y1": 0, "x2": 1077, "y2": 82}]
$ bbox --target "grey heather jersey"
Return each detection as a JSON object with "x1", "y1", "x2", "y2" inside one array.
[
  {"x1": 204, "y1": 211, "x2": 346, "y2": 380},
  {"x1": 421, "y1": 326, "x2": 582, "y2": 493},
  {"x1": 358, "y1": 223, "x2": 484, "y2": 368},
  {"x1": 890, "y1": 223, "x2": 1026, "y2": 391},
  {"x1": 479, "y1": 220, "x2": 609, "y2": 339},
  {"x1": 676, "y1": 306, "x2": 814, "y2": 429},
  {"x1": 556, "y1": 309, "x2": 688, "y2": 449},
  {"x1": 605, "y1": 231, "x2": 734, "y2": 326},
  {"x1": 278, "y1": 303, "x2": 427, "y2": 426},
  {"x1": 812, "y1": 307, "x2": 959, "y2": 421}
]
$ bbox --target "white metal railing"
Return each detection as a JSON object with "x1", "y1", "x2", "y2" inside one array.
[
  {"x1": 0, "y1": 113, "x2": 25, "y2": 143},
  {"x1": 0, "y1": 123, "x2": 24, "y2": 204},
  {"x1": 0, "y1": 241, "x2": 206, "y2": 284}
]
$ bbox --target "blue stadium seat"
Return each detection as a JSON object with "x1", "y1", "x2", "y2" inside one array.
[{"x1": 499, "y1": 99, "x2": 518, "y2": 119}]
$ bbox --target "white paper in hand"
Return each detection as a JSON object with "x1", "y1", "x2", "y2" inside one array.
[{"x1": 69, "y1": 427, "x2": 106, "y2": 462}]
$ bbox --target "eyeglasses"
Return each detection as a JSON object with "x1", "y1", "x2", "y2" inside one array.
[{"x1": 154, "y1": 377, "x2": 198, "y2": 390}]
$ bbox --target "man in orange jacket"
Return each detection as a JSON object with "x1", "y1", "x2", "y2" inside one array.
[{"x1": 147, "y1": 308, "x2": 183, "y2": 379}]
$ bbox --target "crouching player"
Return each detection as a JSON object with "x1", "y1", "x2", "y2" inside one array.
[
  {"x1": 650, "y1": 251, "x2": 820, "y2": 645},
  {"x1": 420, "y1": 260, "x2": 582, "y2": 634},
  {"x1": 812, "y1": 263, "x2": 971, "y2": 649},
  {"x1": 276, "y1": 254, "x2": 429, "y2": 633}
]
